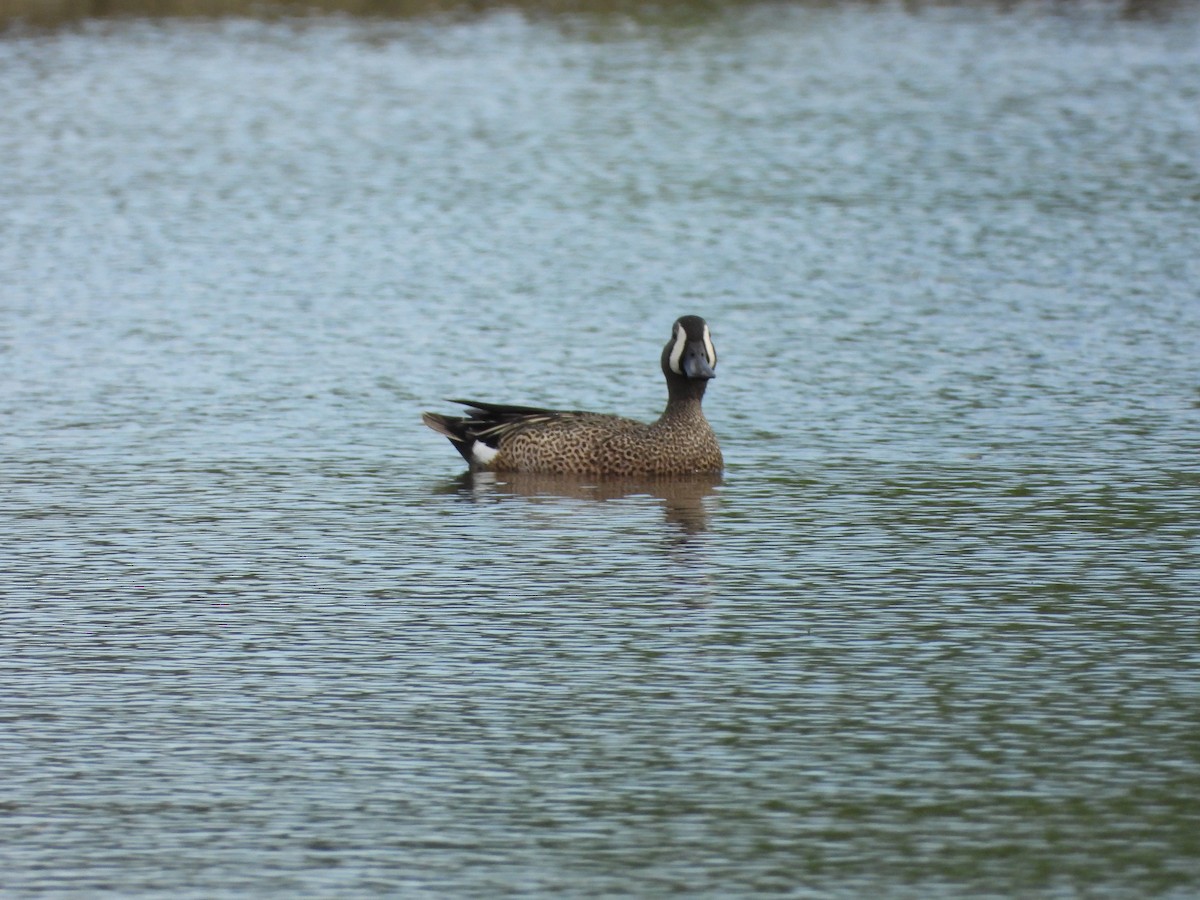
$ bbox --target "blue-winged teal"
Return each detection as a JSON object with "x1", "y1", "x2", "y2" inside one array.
[{"x1": 422, "y1": 315, "x2": 723, "y2": 476}]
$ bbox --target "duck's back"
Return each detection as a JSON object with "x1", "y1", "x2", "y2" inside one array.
[{"x1": 498, "y1": 412, "x2": 643, "y2": 475}]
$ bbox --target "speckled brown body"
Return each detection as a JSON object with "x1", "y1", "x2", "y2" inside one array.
[
  {"x1": 422, "y1": 315, "x2": 723, "y2": 477},
  {"x1": 489, "y1": 403, "x2": 721, "y2": 476}
]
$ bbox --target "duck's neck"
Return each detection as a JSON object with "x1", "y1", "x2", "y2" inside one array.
[{"x1": 661, "y1": 373, "x2": 709, "y2": 420}]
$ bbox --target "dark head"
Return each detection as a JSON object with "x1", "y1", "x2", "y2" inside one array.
[{"x1": 662, "y1": 315, "x2": 717, "y2": 401}]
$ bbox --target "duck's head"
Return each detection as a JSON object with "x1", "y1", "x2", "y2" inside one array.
[
  {"x1": 662, "y1": 315, "x2": 717, "y2": 391},
  {"x1": 664, "y1": 315, "x2": 717, "y2": 380}
]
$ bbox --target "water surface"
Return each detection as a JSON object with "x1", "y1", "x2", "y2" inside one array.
[{"x1": 2, "y1": 4, "x2": 1199, "y2": 896}]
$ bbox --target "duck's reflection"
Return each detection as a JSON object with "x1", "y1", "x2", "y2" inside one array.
[{"x1": 437, "y1": 470, "x2": 722, "y2": 536}]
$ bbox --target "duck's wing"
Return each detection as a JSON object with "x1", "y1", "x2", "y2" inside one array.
[
  {"x1": 446, "y1": 399, "x2": 571, "y2": 437},
  {"x1": 449, "y1": 398, "x2": 563, "y2": 419},
  {"x1": 422, "y1": 400, "x2": 581, "y2": 466}
]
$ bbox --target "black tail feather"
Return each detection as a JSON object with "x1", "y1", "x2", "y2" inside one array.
[
  {"x1": 421, "y1": 412, "x2": 476, "y2": 464},
  {"x1": 449, "y1": 398, "x2": 560, "y2": 417}
]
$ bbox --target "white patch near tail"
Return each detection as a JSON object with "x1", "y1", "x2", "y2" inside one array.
[
  {"x1": 471, "y1": 441, "x2": 500, "y2": 466},
  {"x1": 668, "y1": 323, "x2": 687, "y2": 374}
]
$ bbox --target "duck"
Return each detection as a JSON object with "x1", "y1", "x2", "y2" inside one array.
[{"x1": 421, "y1": 315, "x2": 723, "y2": 476}]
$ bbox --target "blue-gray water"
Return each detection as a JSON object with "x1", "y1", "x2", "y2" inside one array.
[{"x1": 3, "y1": 4, "x2": 1200, "y2": 896}]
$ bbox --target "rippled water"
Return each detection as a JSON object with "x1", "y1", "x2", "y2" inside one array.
[{"x1": 3, "y1": 4, "x2": 1200, "y2": 896}]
